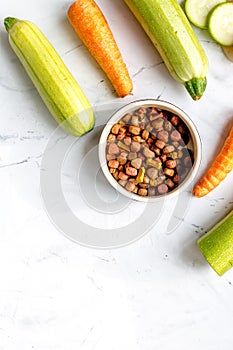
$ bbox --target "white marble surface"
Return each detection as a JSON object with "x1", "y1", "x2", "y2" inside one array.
[{"x1": 1, "y1": 0, "x2": 233, "y2": 349}]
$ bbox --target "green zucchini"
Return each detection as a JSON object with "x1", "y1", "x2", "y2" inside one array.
[
  {"x1": 4, "y1": 17, "x2": 95, "y2": 136},
  {"x1": 124, "y1": 0, "x2": 209, "y2": 100},
  {"x1": 198, "y1": 209, "x2": 233, "y2": 276}
]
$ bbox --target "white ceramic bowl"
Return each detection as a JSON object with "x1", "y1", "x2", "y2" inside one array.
[{"x1": 98, "y1": 99, "x2": 201, "y2": 202}]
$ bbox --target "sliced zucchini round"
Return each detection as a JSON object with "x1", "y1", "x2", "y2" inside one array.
[
  {"x1": 208, "y1": 2, "x2": 233, "y2": 46},
  {"x1": 185, "y1": 0, "x2": 226, "y2": 29}
]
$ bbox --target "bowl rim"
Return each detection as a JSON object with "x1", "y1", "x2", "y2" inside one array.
[{"x1": 98, "y1": 99, "x2": 202, "y2": 203}]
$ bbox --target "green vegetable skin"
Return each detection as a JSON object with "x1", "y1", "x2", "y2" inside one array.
[
  {"x1": 4, "y1": 17, "x2": 95, "y2": 136},
  {"x1": 124, "y1": 0, "x2": 208, "y2": 100},
  {"x1": 198, "y1": 210, "x2": 233, "y2": 275}
]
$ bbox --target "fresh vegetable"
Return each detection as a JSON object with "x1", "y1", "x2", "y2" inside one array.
[
  {"x1": 198, "y1": 209, "x2": 233, "y2": 275},
  {"x1": 185, "y1": 0, "x2": 226, "y2": 29},
  {"x1": 123, "y1": 0, "x2": 208, "y2": 100},
  {"x1": 67, "y1": 0, "x2": 133, "y2": 98},
  {"x1": 193, "y1": 126, "x2": 233, "y2": 197},
  {"x1": 208, "y1": 2, "x2": 233, "y2": 45},
  {"x1": 4, "y1": 17, "x2": 94, "y2": 137},
  {"x1": 221, "y1": 0, "x2": 233, "y2": 59}
]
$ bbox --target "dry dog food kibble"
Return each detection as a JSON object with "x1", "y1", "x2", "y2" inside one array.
[{"x1": 106, "y1": 106, "x2": 194, "y2": 197}]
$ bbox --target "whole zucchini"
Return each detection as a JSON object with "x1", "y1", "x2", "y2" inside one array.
[
  {"x1": 4, "y1": 17, "x2": 95, "y2": 136},
  {"x1": 124, "y1": 0, "x2": 208, "y2": 100}
]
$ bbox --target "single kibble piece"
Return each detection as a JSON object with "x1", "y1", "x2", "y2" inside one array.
[
  {"x1": 129, "y1": 126, "x2": 141, "y2": 135},
  {"x1": 128, "y1": 152, "x2": 138, "y2": 160},
  {"x1": 157, "y1": 130, "x2": 169, "y2": 143},
  {"x1": 163, "y1": 168, "x2": 175, "y2": 177},
  {"x1": 170, "y1": 130, "x2": 181, "y2": 141},
  {"x1": 124, "y1": 137, "x2": 131, "y2": 146},
  {"x1": 131, "y1": 158, "x2": 142, "y2": 169},
  {"x1": 155, "y1": 139, "x2": 165, "y2": 149},
  {"x1": 117, "y1": 155, "x2": 127, "y2": 165},
  {"x1": 147, "y1": 167, "x2": 158, "y2": 180},
  {"x1": 152, "y1": 118, "x2": 164, "y2": 129},
  {"x1": 163, "y1": 145, "x2": 175, "y2": 154},
  {"x1": 131, "y1": 116, "x2": 139, "y2": 126},
  {"x1": 138, "y1": 188, "x2": 148, "y2": 196},
  {"x1": 126, "y1": 167, "x2": 138, "y2": 176},
  {"x1": 170, "y1": 115, "x2": 180, "y2": 126},
  {"x1": 158, "y1": 184, "x2": 168, "y2": 194},
  {"x1": 132, "y1": 136, "x2": 142, "y2": 142},
  {"x1": 165, "y1": 178, "x2": 175, "y2": 188},
  {"x1": 111, "y1": 123, "x2": 121, "y2": 134},
  {"x1": 106, "y1": 153, "x2": 116, "y2": 161},
  {"x1": 108, "y1": 159, "x2": 119, "y2": 168},
  {"x1": 125, "y1": 181, "x2": 136, "y2": 192},
  {"x1": 130, "y1": 141, "x2": 141, "y2": 153},
  {"x1": 166, "y1": 159, "x2": 176, "y2": 169},
  {"x1": 142, "y1": 129, "x2": 149, "y2": 140},
  {"x1": 108, "y1": 142, "x2": 119, "y2": 154},
  {"x1": 118, "y1": 171, "x2": 129, "y2": 181},
  {"x1": 107, "y1": 134, "x2": 116, "y2": 142},
  {"x1": 143, "y1": 147, "x2": 155, "y2": 158}
]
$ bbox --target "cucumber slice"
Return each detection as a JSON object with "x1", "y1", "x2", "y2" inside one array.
[
  {"x1": 208, "y1": 3, "x2": 233, "y2": 45},
  {"x1": 185, "y1": 0, "x2": 226, "y2": 29}
]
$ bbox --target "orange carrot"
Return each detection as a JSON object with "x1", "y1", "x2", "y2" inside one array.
[
  {"x1": 67, "y1": 0, "x2": 133, "y2": 98},
  {"x1": 193, "y1": 126, "x2": 233, "y2": 197}
]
